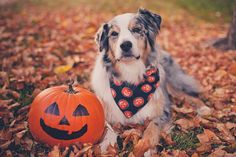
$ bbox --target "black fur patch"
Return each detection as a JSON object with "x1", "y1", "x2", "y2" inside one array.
[
  {"x1": 137, "y1": 8, "x2": 162, "y2": 51},
  {"x1": 183, "y1": 89, "x2": 199, "y2": 98},
  {"x1": 103, "y1": 52, "x2": 119, "y2": 77},
  {"x1": 163, "y1": 55, "x2": 174, "y2": 66},
  {"x1": 103, "y1": 53, "x2": 111, "y2": 64},
  {"x1": 97, "y1": 24, "x2": 110, "y2": 52}
]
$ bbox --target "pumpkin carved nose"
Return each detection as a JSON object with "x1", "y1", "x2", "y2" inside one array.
[{"x1": 59, "y1": 116, "x2": 70, "y2": 125}]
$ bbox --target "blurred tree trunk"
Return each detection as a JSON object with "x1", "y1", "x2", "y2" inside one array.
[
  {"x1": 228, "y1": 5, "x2": 236, "y2": 49},
  {"x1": 213, "y1": 5, "x2": 236, "y2": 50}
]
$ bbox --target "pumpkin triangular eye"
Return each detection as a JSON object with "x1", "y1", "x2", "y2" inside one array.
[
  {"x1": 59, "y1": 116, "x2": 70, "y2": 125},
  {"x1": 73, "y1": 104, "x2": 89, "y2": 116},
  {"x1": 45, "y1": 102, "x2": 60, "y2": 116}
]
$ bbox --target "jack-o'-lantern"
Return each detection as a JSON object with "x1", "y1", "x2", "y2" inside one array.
[{"x1": 28, "y1": 81, "x2": 105, "y2": 147}]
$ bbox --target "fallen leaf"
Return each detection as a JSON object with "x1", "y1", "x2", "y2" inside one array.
[
  {"x1": 106, "y1": 144, "x2": 118, "y2": 156},
  {"x1": 175, "y1": 118, "x2": 195, "y2": 130},
  {"x1": 161, "y1": 132, "x2": 175, "y2": 145},
  {"x1": 54, "y1": 65, "x2": 73, "y2": 74},
  {"x1": 213, "y1": 88, "x2": 227, "y2": 98},
  {"x1": 196, "y1": 143, "x2": 211, "y2": 153},
  {"x1": 214, "y1": 70, "x2": 227, "y2": 81},
  {"x1": 48, "y1": 145, "x2": 60, "y2": 157},
  {"x1": 197, "y1": 106, "x2": 212, "y2": 116},
  {"x1": 228, "y1": 63, "x2": 236, "y2": 76},
  {"x1": 209, "y1": 148, "x2": 226, "y2": 157},
  {"x1": 216, "y1": 123, "x2": 235, "y2": 142},
  {"x1": 225, "y1": 122, "x2": 236, "y2": 130},
  {"x1": 172, "y1": 105, "x2": 194, "y2": 114},
  {"x1": 197, "y1": 129, "x2": 219, "y2": 144},
  {"x1": 191, "y1": 153, "x2": 199, "y2": 157}
]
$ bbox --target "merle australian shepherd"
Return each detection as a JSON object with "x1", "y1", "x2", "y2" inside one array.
[{"x1": 91, "y1": 8, "x2": 200, "y2": 156}]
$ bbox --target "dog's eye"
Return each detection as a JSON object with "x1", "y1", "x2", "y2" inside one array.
[
  {"x1": 132, "y1": 27, "x2": 141, "y2": 33},
  {"x1": 111, "y1": 31, "x2": 118, "y2": 37}
]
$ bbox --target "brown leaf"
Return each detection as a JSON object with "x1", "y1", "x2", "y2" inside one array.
[
  {"x1": 61, "y1": 147, "x2": 69, "y2": 157},
  {"x1": 175, "y1": 118, "x2": 195, "y2": 130},
  {"x1": 48, "y1": 146, "x2": 61, "y2": 157},
  {"x1": 213, "y1": 88, "x2": 227, "y2": 98},
  {"x1": 105, "y1": 144, "x2": 118, "y2": 156},
  {"x1": 121, "y1": 129, "x2": 142, "y2": 149},
  {"x1": 9, "y1": 90, "x2": 20, "y2": 99},
  {"x1": 196, "y1": 143, "x2": 211, "y2": 153},
  {"x1": 225, "y1": 122, "x2": 236, "y2": 130},
  {"x1": 0, "y1": 140, "x2": 13, "y2": 149},
  {"x1": 161, "y1": 132, "x2": 175, "y2": 145},
  {"x1": 172, "y1": 105, "x2": 194, "y2": 114},
  {"x1": 197, "y1": 129, "x2": 219, "y2": 144},
  {"x1": 214, "y1": 70, "x2": 227, "y2": 81},
  {"x1": 209, "y1": 148, "x2": 226, "y2": 157},
  {"x1": 216, "y1": 123, "x2": 235, "y2": 142},
  {"x1": 75, "y1": 145, "x2": 92, "y2": 157},
  {"x1": 32, "y1": 88, "x2": 42, "y2": 97},
  {"x1": 93, "y1": 145, "x2": 101, "y2": 157},
  {"x1": 191, "y1": 153, "x2": 199, "y2": 157},
  {"x1": 15, "y1": 129, "x2": 27, "y2": 139},
  {"x1": 5, "y1": 150, "x2": 13, "y2": 157},
  {"x1": 228, "y1": 63, "x2": 236, "y2": 76},
  {"x1": 197, "y1": 106, "x2": 212, "y2": 116},
  {"x1": 8, "y1": 102, "x2": 21, "y2": 110}
]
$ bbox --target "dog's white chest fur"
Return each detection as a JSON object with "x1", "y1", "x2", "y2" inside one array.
[{"x1": 91, "y1": 54, "x2": 165, "y2": 125}]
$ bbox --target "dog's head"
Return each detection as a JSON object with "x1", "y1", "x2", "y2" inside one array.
[{"x1": 95, "y1": 8, "x2": 161, "y2": 66}]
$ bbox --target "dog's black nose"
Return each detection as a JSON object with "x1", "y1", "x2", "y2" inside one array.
[{"x1": 120, "y1": 41, "x2": 132, "y2": 52}]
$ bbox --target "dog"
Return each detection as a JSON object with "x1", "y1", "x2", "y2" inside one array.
[{"x1": 91, "y1": 8, "x2": 200, "y2": 156}]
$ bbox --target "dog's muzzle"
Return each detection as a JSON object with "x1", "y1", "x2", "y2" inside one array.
[
  {"x1": 117, "y1": 41, "x2": 140, "y2": 62},
  {"x1": 116, "y1": 55, "x2": 140, "y2": 62}
]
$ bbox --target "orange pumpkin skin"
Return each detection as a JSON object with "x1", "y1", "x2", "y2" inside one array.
[{"x1": 28, "y1": 85, "x2": 105, "y2": 147}]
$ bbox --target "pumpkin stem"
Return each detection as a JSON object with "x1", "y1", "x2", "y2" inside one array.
[{"x1": 66, "y1": 79, "x2": 78, "y2": 94}]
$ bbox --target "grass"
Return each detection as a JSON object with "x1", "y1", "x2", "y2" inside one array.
[
  {"x1": 167, "y1": 127, "x2": 203, "y2": 150},
  {"x1": 0, "y1": 0, "x2": 235, "y2": 23},
  {"x1": 175, "y1": 0, "x2": 236, "y2": 22},
  {"x1": 14, "y1": 84, "x2": 35, "y2": 115}
]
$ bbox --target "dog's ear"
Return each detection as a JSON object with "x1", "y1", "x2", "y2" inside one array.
[
  {"x1": 137, "y1": 8, "x2": 161, "y2": 33},
  {"x1": 95, "y1": 23, "x2": 110, "y2": 52},
  {"x1": 137, "y1": 8, "x2": 162, "y2": 51}
]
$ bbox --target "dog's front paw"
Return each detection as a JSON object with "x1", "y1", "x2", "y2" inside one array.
[{"x1": 99, "y1": 128, "x2": 118, "y2": 153}]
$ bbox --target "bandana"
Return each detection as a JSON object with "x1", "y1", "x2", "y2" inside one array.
[{"x1": 109, "y1": 66, "x2": 160, "y2": 118}]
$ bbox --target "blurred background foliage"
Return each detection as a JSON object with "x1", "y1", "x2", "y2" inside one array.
[{"x1": 1, "y1": 0, "x2": 236, "y2": 23}]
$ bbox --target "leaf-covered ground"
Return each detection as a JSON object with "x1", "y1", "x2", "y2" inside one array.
[{"x1": 0, "y1": 3, "x2": 236, "y2": 157}]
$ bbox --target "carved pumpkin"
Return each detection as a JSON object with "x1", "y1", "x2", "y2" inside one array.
[{"x1": 28, "y1": 82, "x2": 105, "y2": 147}]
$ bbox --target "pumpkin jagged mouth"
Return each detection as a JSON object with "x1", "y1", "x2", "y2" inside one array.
[{"x1": 40, "y1": 118, "x2": 87, "y2": 140}]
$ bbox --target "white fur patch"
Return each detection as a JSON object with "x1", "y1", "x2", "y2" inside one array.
[
  {"x1": 116, "y1": 60, "x2": 145, "y2": 83},
  {"x1": 111, "y1": 13, "x2": 140, "y2": 60}
]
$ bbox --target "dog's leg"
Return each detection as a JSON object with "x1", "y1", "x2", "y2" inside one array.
[
  {"x1": 132, "y1": 86, "x2": 171, "y2": 157},
  {"x1": 132, "y1": 121, "x2": 160, "y2": 157},
  {"x1": 99, "y1": 122, "x2": 118, "y2": 153}
]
